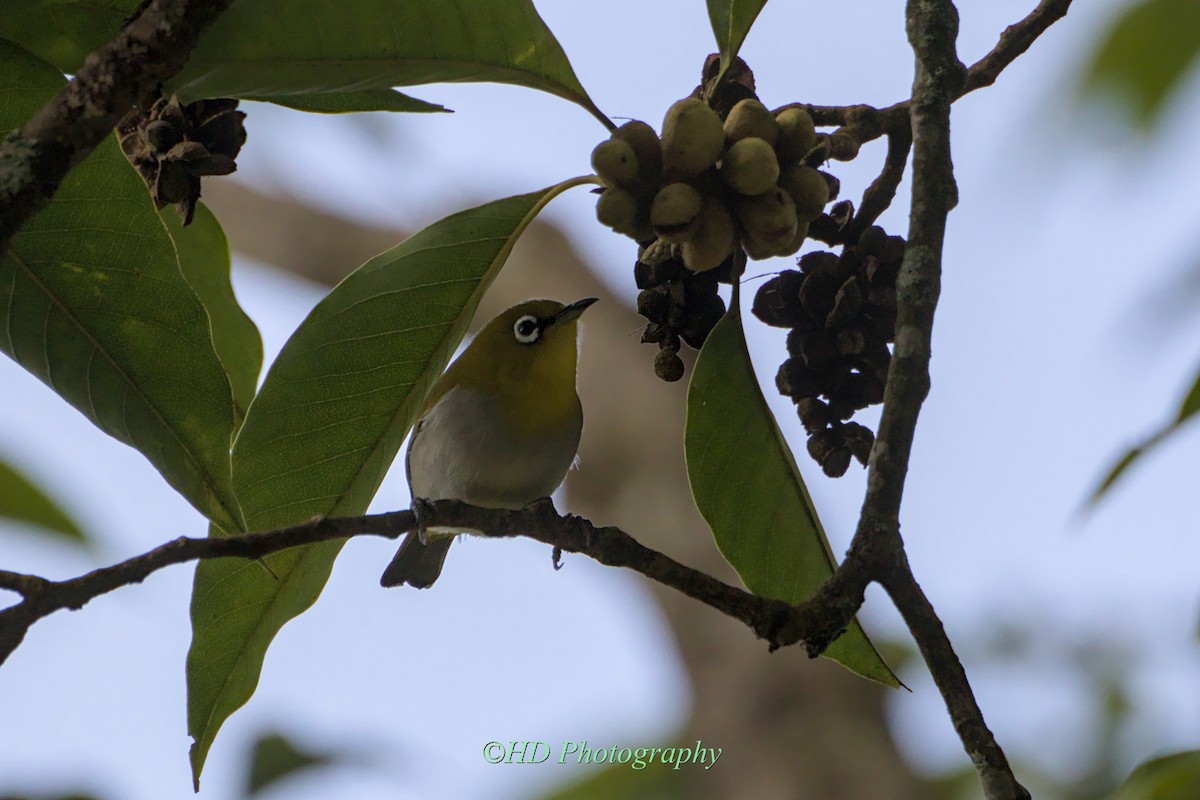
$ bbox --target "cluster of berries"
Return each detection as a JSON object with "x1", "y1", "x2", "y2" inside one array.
[
  {"x1": 593, "y1": 97, "x2": 834, "y2": 269},
  {"x1": 594, "y1": 95, "x2": 836, "y2": 380},
  {"x1": 752, "y1": 226, "x2": 905, "y2": 476}
]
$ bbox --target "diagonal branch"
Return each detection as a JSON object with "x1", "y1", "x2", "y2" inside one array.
[{"x1": 0, "y1": 0, "x2": 239, "y2": 258}]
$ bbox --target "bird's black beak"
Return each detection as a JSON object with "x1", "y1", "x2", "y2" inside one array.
[{"x1": 551, "y1": 297, "x2": 598, "y2": 326}]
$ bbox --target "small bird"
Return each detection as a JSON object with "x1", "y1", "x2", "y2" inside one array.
[{"x1": 380, "y1": 297, "x2": 597, "y2": 588}]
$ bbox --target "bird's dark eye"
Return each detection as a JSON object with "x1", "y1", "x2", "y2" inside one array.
[{"x1": 513, "y1": 315, "x2": 540, "y2": 344}]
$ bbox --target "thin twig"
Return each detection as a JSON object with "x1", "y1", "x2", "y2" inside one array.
[
  {"x1": 778, "y1": 0, "x2": 1073, "y2": 249},
  {"x1": 0, "y1": 0, "x2": 239, "y2": 258},
  {"x1": 963, "y1": 0, "x2": 1074, "y2": 94}
]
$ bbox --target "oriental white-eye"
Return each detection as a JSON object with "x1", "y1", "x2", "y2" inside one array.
[{"x1": 380, "y1": 297, "x2": 597, "y2": 589}]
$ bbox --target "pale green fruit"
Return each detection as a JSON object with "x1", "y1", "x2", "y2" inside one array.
[
  {"x1": 613, "y1": 120, "x2": 662, "y2": 184},
  {"x1": 775, "y1": 107, "x2": 817, "y2": 164},
  {"x1": 774, "y1": 220, "x2": 811, "y2": 257},
  {"x1": 720, "y1": 137, "x2": 780, "y2": 196},
  {"x1": 661, "y1": 98, "x2": 724, "y2": 179},
  {"x1": 591, "y1": 138, "x2": 639, "y2": 188},
  {"x1": 723, "y1": 99, "x2": 780, "y2": 147},
  {"x1": 650, "y1": 182, "x2": 704, "y2": 242},
  {"x1": 681, "y1": 201, "x2": 736, "y2": 272},
  {"x1": 595, "y1": 187, "x2": 641, "y2": 237},
  {"x1": 734, "y1": 187, "x2": 797, "y2": 259},
  {"x1": 777, "y1": 165, "x2": 829, "y2": 222}
]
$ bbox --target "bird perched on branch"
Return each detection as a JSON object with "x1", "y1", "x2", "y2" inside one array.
[{"x1": 380, "y1": 298, "x2": 596, "y2": 589}]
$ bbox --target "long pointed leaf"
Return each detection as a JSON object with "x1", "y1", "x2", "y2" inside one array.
[
  {"x1": 161, "y1": 203, "x2": 263, "y2": 426},
  {"x1": 171, "y1": 0, "x2": 612, "y2": 128},
  {"x1": 0, "y1": 457, "x2": 89, "y2": 546},
  {"x1": 707, "y1": 0, "x2": 769, "y2": 75},
  {"x1": 686, "y1": 313, "x2": 897, "y2": 686},
  {"x1": 0, "y1": 40, "x2": 241, "y2": 530},
  {"x1": 1089, "y1": 363, "x2": 1200, "y2": 505},
  {"x1": 260, "y1": 90, "x2": 448, "y2": 115},
  {"x1": 0, "y1": 2, "x2": 603, "y2": 125},
  {"x1": 186, "y1": 177, "x2": 596, "y2": 786}
]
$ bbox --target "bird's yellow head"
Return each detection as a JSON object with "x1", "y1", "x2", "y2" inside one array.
[{"x1": 428, "y1": 298, "x2": 597, "y2": 431}]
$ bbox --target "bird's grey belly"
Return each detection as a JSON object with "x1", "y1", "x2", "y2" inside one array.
[{"x1": 407, "y1": 388, "x2": 580, "y2": 509}]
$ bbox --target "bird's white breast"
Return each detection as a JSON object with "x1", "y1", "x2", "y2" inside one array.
[{"x1": 406, "y1": 386, "x2": 581, "y2": 509}]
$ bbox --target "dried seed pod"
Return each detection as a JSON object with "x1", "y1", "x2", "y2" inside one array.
[
  {"x1": 734, "y1": 187, "x2": 797, "y2": 258},
  {"x1": 774, "y1": 107, "x2": 817, "y2": 164},
  {"x1": 857, "y1": 225, "x2": 888, "y2": 256},
  {"x1": 591, "y1": 138, "x2": 640, "y2": 188},
  {"x1": 655, "y1": 348, "x2": 686, "y2": 382},
  {"x1": 881, "y1": 235, "x2": 907, "y2": 265},
  {"x1": 595, "y1": 187, "x2": 641, "y2": 237},
  {"x1": 634, "y1": 255, "x2": 683, "y2": 289},
  {"x1": 819, "y1": 446, "x2": 853, "y2": 478},
  {"x1": 680, "y1": 293, "x2": 726, "y2": 348},
  {"x1": 641, "y1": 323, "x2": 668, "y2": 343},
  {"x1": 752, "y1": 270, "x2": 805, "y2": 328},
  {"x1": 826, "y1": 276, "x2": 864, "y2": 329},
  {"x1": 778, "y1": 165, "x2": 830, "y2": 223},
  {"x1": 612, "y1": 120, "x2": 662, "y2": 184},
  {"x1": 829, "y1": 370, "x2": 885, "y2": 409},
  {"x1": 637, "y1": 286, "x2": 672, "y2": 323},
  {"x1": 835, "y1": 326, "x2": 868, "y2": 358},
  {"x1": 807, "y1": 428, "x2": 852, "y2": 478},
  {"x1": 820, "y1": 171, "x2": 840, "y2": 202},
  {"x1": 144, "y1": 120, "x2": 180, "y2": 153},
  {"x1": 723, "y1": 99, "x2": 779, "y2": 147},
  {"x1": 651, "y1": 183, "x2": 704, "y2": 243},
  {"x1": 799, "y1": 250, "x2": 842, "y2": 277},
  {"x1": 842, "y1": 422, "x2": 875, "y2": 465},
  {"x1": 796, "y1": 398, "x2": 832, "y2": 435},
  {"x1": 720, "y1": 137, "x2": 779, "y2": 196},
  {"x1": 681, "y1": 200, "x2": 736, "y2": 272},
  {"x1": 155, "y1": 160, "x2": 194, "y2": 205},
  {"x1": 798, "y1": 268, "x2": 840, "y2": 323},
  {"x1": 661, "y1": 98, "x2": 724, "y2": 179},
  {"x1": 791, "y1": 329, "x2": 838, "y2": 368},
  {"x1": 775, "y1": 358, "x2": 825, "y2": 399}
]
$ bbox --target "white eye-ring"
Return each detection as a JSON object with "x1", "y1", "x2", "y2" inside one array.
[{"x1": 513, "y1": 315, "x2": 540, "y2": 344}]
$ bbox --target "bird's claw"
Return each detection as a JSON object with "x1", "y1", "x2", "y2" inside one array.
[{"x1": 412, "y1": 497, "x2": 434, "y2": 545}]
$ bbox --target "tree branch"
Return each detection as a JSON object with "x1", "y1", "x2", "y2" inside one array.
[
  {"x1": 0, "y1": 499, "x2": 853, "y2": 668},
  {"x1": 784, "y1": 0, "x2": 1072, "y2": 247},
  {"x1": 0, "y1": 0, "x2": 238, "y2": 258}
]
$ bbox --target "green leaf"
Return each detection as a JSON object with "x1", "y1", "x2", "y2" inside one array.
[
  {"x1": 685, "y1": 313, "x2": 898, "y2": 686},
  {"x1": 258, "y1": 89, "x2": 448, "y2": 115},
  {"x1": 706, "y1": 0, "x2": 769, "y2": 75},
  {"x1": 171, "y1": 0, "x2": 611, "y2": 128},
  {"x1": 1080, "y1": 0, "x2": 1200, "y2": 129},
  {"x1": 0, "y1": 40, "x2": 242, "y2": 530},
  {"x1": 0, "y1": 1, "x2": 129, "y2": 73},
  {"x1": 1114, "y1": 750, "x2": 1200, "y2": 800},
  {"x1": 1089, "y1": 363, "x2": 1200, "y2": 505},
  {"x1": 161, "y1": 203, "x2": 263, "y2": 426},
  {"x1": 245, "y1": 732, "x2": 339, "y2": 797},
  {"x1": 185, "y1": 177, "x2": 597, "y2": 787},
  {"x1": 0, "y1": 457, "x2": 88, "y2": 546}
]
